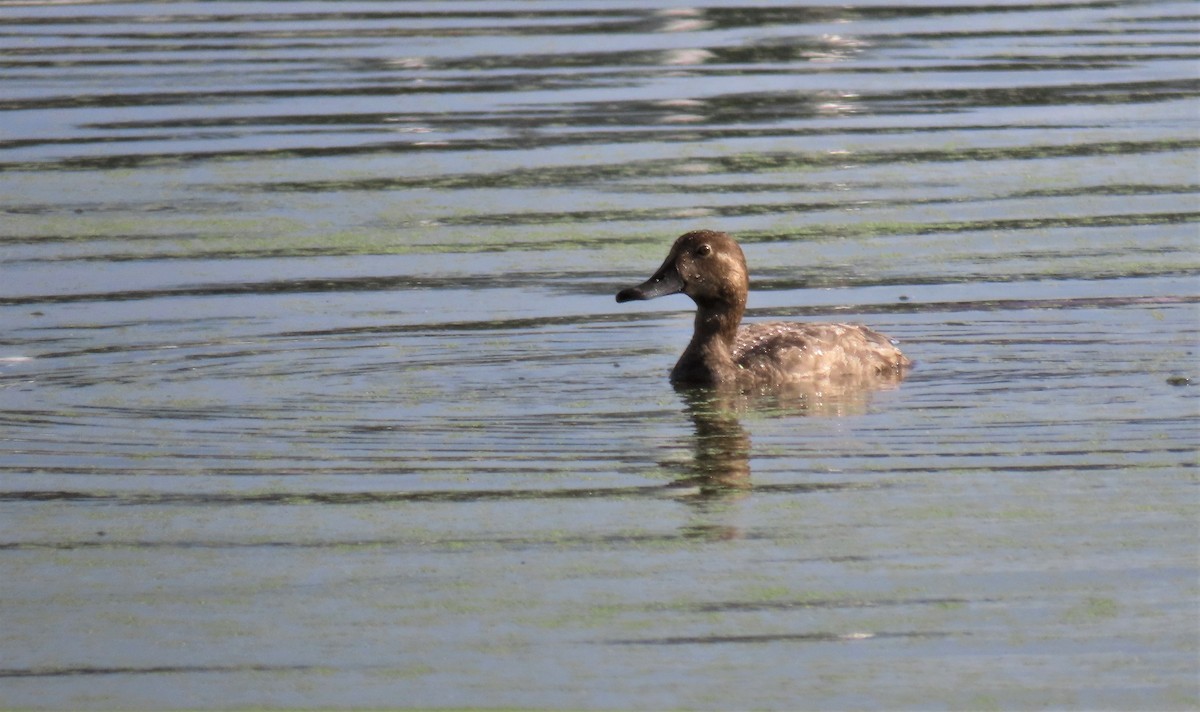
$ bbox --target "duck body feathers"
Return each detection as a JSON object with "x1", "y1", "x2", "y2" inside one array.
[
  {"x1": 731, "y1": 321, "x2": 907, "y2": 385},
  {"x1": 672, "y1": 319, "x2": 908, "y2": 388}
]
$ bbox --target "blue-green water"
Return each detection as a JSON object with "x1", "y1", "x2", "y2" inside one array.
[{"x1": 1, "y1": 2, "x2": 1197, "y2": 709}]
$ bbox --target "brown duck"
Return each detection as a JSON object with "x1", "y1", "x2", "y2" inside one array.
[{"x1": 617, "y1": 230, "x2": 911, "y2": 388}]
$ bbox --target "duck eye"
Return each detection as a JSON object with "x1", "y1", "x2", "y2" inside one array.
[{"x1": 695, "y1": 244, "x2": 712, "y2": 257}]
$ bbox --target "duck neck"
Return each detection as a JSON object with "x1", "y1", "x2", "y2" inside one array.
[{"x1": 671, "y1": 299, "x2": 744, "y2": 385}]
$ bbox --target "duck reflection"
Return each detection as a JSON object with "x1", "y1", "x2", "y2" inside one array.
[
  {"x1": 666, "y1": 386, "x2": 753, "y2": 495},
  {"x1": 665, "y1": 371, "x2": 906, "y2": 498},
  {"x1": 662, "y1": 374, "x2": 905, "y2": 541}
]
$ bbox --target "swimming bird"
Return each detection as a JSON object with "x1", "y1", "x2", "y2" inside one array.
[{"x1": 616, "y1": 230, "x2": 910, "y2": 388}]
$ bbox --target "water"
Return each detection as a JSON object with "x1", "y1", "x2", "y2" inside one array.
[{"x1": 1, "y1": 1, "x2": 1197, "y2": 709}]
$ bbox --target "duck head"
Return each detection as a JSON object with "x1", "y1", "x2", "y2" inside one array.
[{"x1": 616, "y1": 230, "x2": 749, "y2": 311}]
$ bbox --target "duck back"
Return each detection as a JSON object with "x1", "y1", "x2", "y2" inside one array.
[{"x1": 734, "y1": 322, "x2": 910, "y2": 386}]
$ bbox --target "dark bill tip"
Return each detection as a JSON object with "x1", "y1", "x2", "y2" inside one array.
[
  {"x1": 615, "y1": 264, "x2": 686, "y2": 304},
  {"x1": 615, "y1": 287, "x2": 645, "y2": 303}
]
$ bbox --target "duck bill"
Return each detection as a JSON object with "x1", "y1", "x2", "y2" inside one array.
[{"x1": 616, "y1": 262, "x2": 685, "y2": 303}]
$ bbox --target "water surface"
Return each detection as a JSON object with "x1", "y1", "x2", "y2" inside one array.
[{"x1": 1, "y1": 1, "x2": 1197, "y2": 709}]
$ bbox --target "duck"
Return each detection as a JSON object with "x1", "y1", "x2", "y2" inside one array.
[{"x1": 616, "y1": 230, "x2": 911, "y2": 389}]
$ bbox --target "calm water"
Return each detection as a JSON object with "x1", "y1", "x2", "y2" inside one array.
[{"x1": 1, "y1": 1, "x2": 1198, "y2": 709}]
